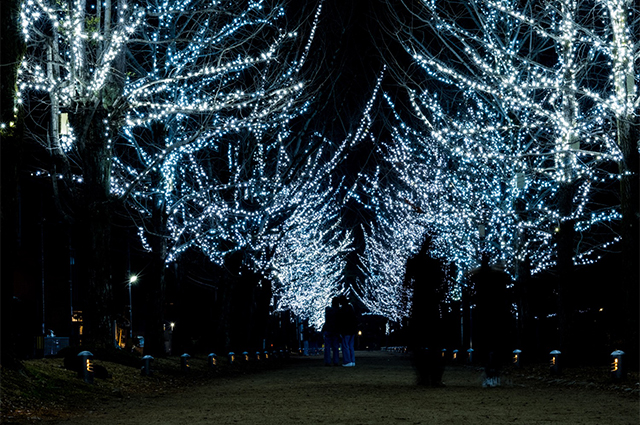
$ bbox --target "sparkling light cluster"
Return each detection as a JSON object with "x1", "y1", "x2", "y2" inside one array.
[
  {"x1": 16, "y1": 0, "x2": 636, "y2": 327},
  {"x1": 356, "y1": 0, "x2": 636, "y2": 318},
  {"x1": 108, "y1": 0, "x2": 356, "y2": 325},
  {"x1": 18, "y1": 0, "x2": 144, "y2": 109},
  {"x1": 270, "y1": 185, "x2": 353, "y2": 330},
  {"x1": 18, "y1": 0, "x2": 355, "y2": 324}
]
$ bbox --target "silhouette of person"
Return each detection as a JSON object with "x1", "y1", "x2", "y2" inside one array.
[
  {"x1": 338, "y1": 295, "x2": 358, "y2": 367},
  {"x1": 405, "y1": 236, "x2": 447, "y2": 386},
  {"x1": 322, "y1": 297, "x2": 341, "y2": 365},
  {"x1": 471, "y1": 254, "x2": 512, "y2": 387}
]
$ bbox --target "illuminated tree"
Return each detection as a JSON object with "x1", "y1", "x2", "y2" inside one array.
[
  {"x1": 358, "y1": 188, "x2": 420, "y2": 323},
  {"x1": 18, "y1": 0, "x2": 144, "y2": 347},
  {"x1": 117, "y1": 1, "x2": 352, "y2": 349},
  {"x1": 269, "y1": 70, "x2": 390, "y2": 330},
  {"x1": 17, "y1": 0, "x2": 323, "y2": 347},
  {"x1": 380, "y1": 0, "x2": 638, "y2": 351},
  {"x1": 270, "y1": 181, "x2": 353, "y2": 330}
]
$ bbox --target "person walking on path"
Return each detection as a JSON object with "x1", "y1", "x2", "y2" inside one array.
[
  {"x1": 471, "y1": 254, "x2": 513, "y2": 387},
  {"x1": 322, "y1": 297, "x2": 341, "y2": 366},
  {"x1": 404, "y1": 236, "x2": 447, "y2": 387},
  {"x1": 338, "y1": 295, "x2": 358, "y2": 367}
]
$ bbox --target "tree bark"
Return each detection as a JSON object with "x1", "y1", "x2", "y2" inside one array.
[
  {"x1": 1, "y1": 0, "x2": 26, "y2": 370},
  {"x1": 515, "y1": 254, "x2": 535, "y2": 356},
  {"x1": 555, "y1": 182, "x2": 576, "y2": 359},
  {"x1": 73, "y1": 106, "x2": 115, "y2": 349},
  {"x1": 617, "y1": 114, "x2": 639, "y2": 359},
  {"x1": 143, "y1": 186, "x2": 168, "y2": 357}
]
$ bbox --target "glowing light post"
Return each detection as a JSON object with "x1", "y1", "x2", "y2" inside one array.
[
  {"x1": 141, "y1": 355, "x2": 154, "y2": 376},
  {"x1": 611, "y1": 350, "x2": 625, "y2": 380},
  {"x1": 208, "y1": 353, "x2": 217, "y2": 369},
  {"x1": 513, "y1": 349, "x2": 522, "y2": 368},
  {"x1": 242, "y1": 351, "x2": 250, "y2": 362},
  {"x1": 550, "y1": 350, "x2": 561, "y2": 375},
  {"x1": 467, "y1": 348, "x2": 474, "y2": 364},
  {"x1": 228, "y1": 352, "x2": 235, "y2": 365},
  {"x1": 77, "y1": 351, "x2": 94, "y2": 384},
  {"x1": 181, "y1": 353, "x2": 191, "y2": 373},
  {"x1": 128, "y1": 275, "x2": 138, "y2": 339},
  {"x1": 452, "y1": 349, "x2": 459, "y2": 364}
]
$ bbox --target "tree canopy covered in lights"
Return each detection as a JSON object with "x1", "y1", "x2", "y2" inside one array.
[
  {"x1": 370, "y1": 0, "x2": 638, "y2": 293},
  {"x1": 112, "y1": 0, "x2": 328, "y2": 265},
  {"x1": 12, "y1": 0, "x2": 638, "y2": 333},
  {"x1": 270, "y1": 183, "x2": 352, "y2": 329}
]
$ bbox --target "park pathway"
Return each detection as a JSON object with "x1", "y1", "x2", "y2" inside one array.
[{"x1": 49, "y1": 351, "x2": 637, "y2": 424}]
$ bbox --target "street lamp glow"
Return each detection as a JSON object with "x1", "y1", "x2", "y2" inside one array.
[{"x1": 127, "y1": 274, "x2": 137, "y2": 339}]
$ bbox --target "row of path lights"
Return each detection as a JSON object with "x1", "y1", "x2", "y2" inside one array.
[
  {"x1": 178, "y1": 350, "x2": 279, "y2": 374},
  {"x1": 381, "y1": 346, "x2": 408, "y2": 354},
  {"x1": 177, "y1": 348, "x2": 288, "y2": 373},
  {"x1": 108, "y1": 347, "x2": 625, "y2": 383},
  {"x1": 384, "y1": 347, "x2": 627, "y2": 382},
  {"x1": 79, "y1": 347, "x2": 293, "y2": 384},
  {"x1": 224, "y1": 349, "x2": 288, "y2": 366},
  {"x1": 548, "y1": 349, "x2": 626, "y2": 379},
  {"x1": 516, "y1": 349, "x2": 628, "y2": 380}
]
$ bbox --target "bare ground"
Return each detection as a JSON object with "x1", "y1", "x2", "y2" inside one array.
[{"x1": 3, "y1": 351, "x2": 639, "y2": 424}]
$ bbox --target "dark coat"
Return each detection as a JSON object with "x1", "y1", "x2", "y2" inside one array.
[
  {"x1": 322, "y1": 306, "x2": 339, "y2": 333},
  {"x1": 338, "y1": 303, "x2": 358, "y2": 335}
]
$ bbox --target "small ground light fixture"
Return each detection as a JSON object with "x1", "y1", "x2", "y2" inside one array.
[
  {"x1": 513, "y1": 349, "x2": 522, "y2": 367},
  {"x1": 550, "y1": 350, "x2": 561, "y2": 374}
]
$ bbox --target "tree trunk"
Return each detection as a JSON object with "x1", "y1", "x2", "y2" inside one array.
[
  {"x1": 555, "y1": 182, "x2": 576, "y2": 359},
  {"x1": 617, "y1": 114, "x2": 639, "y2": 360},
  {"x1": 0, "y1": 130, "x2": 24, "y2": 369},
  {"x1": 143, "y1": 187, "x2": 168, "y2": 356},
  {"x1": 76, "y1": 207, "x2": 114, "y2": 348},
  {"x1": 1, "y1": 0, "x2": 26, "y2": 370},
  {"x1": 515, "y1": 255, "x2": 535, "y2": 356},
  {"x1": 142, "y1": 251, "x2": 167, "y2": 356},
  {"x1": 73, "y1": 106, "x2": 115, "y2": 349}
]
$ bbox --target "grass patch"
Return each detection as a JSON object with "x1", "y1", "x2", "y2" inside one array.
[{"x1": 1, "y1": 351, "x2": 292, "y2": 423}]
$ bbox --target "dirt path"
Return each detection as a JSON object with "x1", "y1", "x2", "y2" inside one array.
[{"x1": 47, "y1": 351, "x2": 638, "y2": 425}]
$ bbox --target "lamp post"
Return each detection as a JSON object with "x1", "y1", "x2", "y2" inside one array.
[{"x1": 128, "y1": 275, "x2": 138, "y2": 338}]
